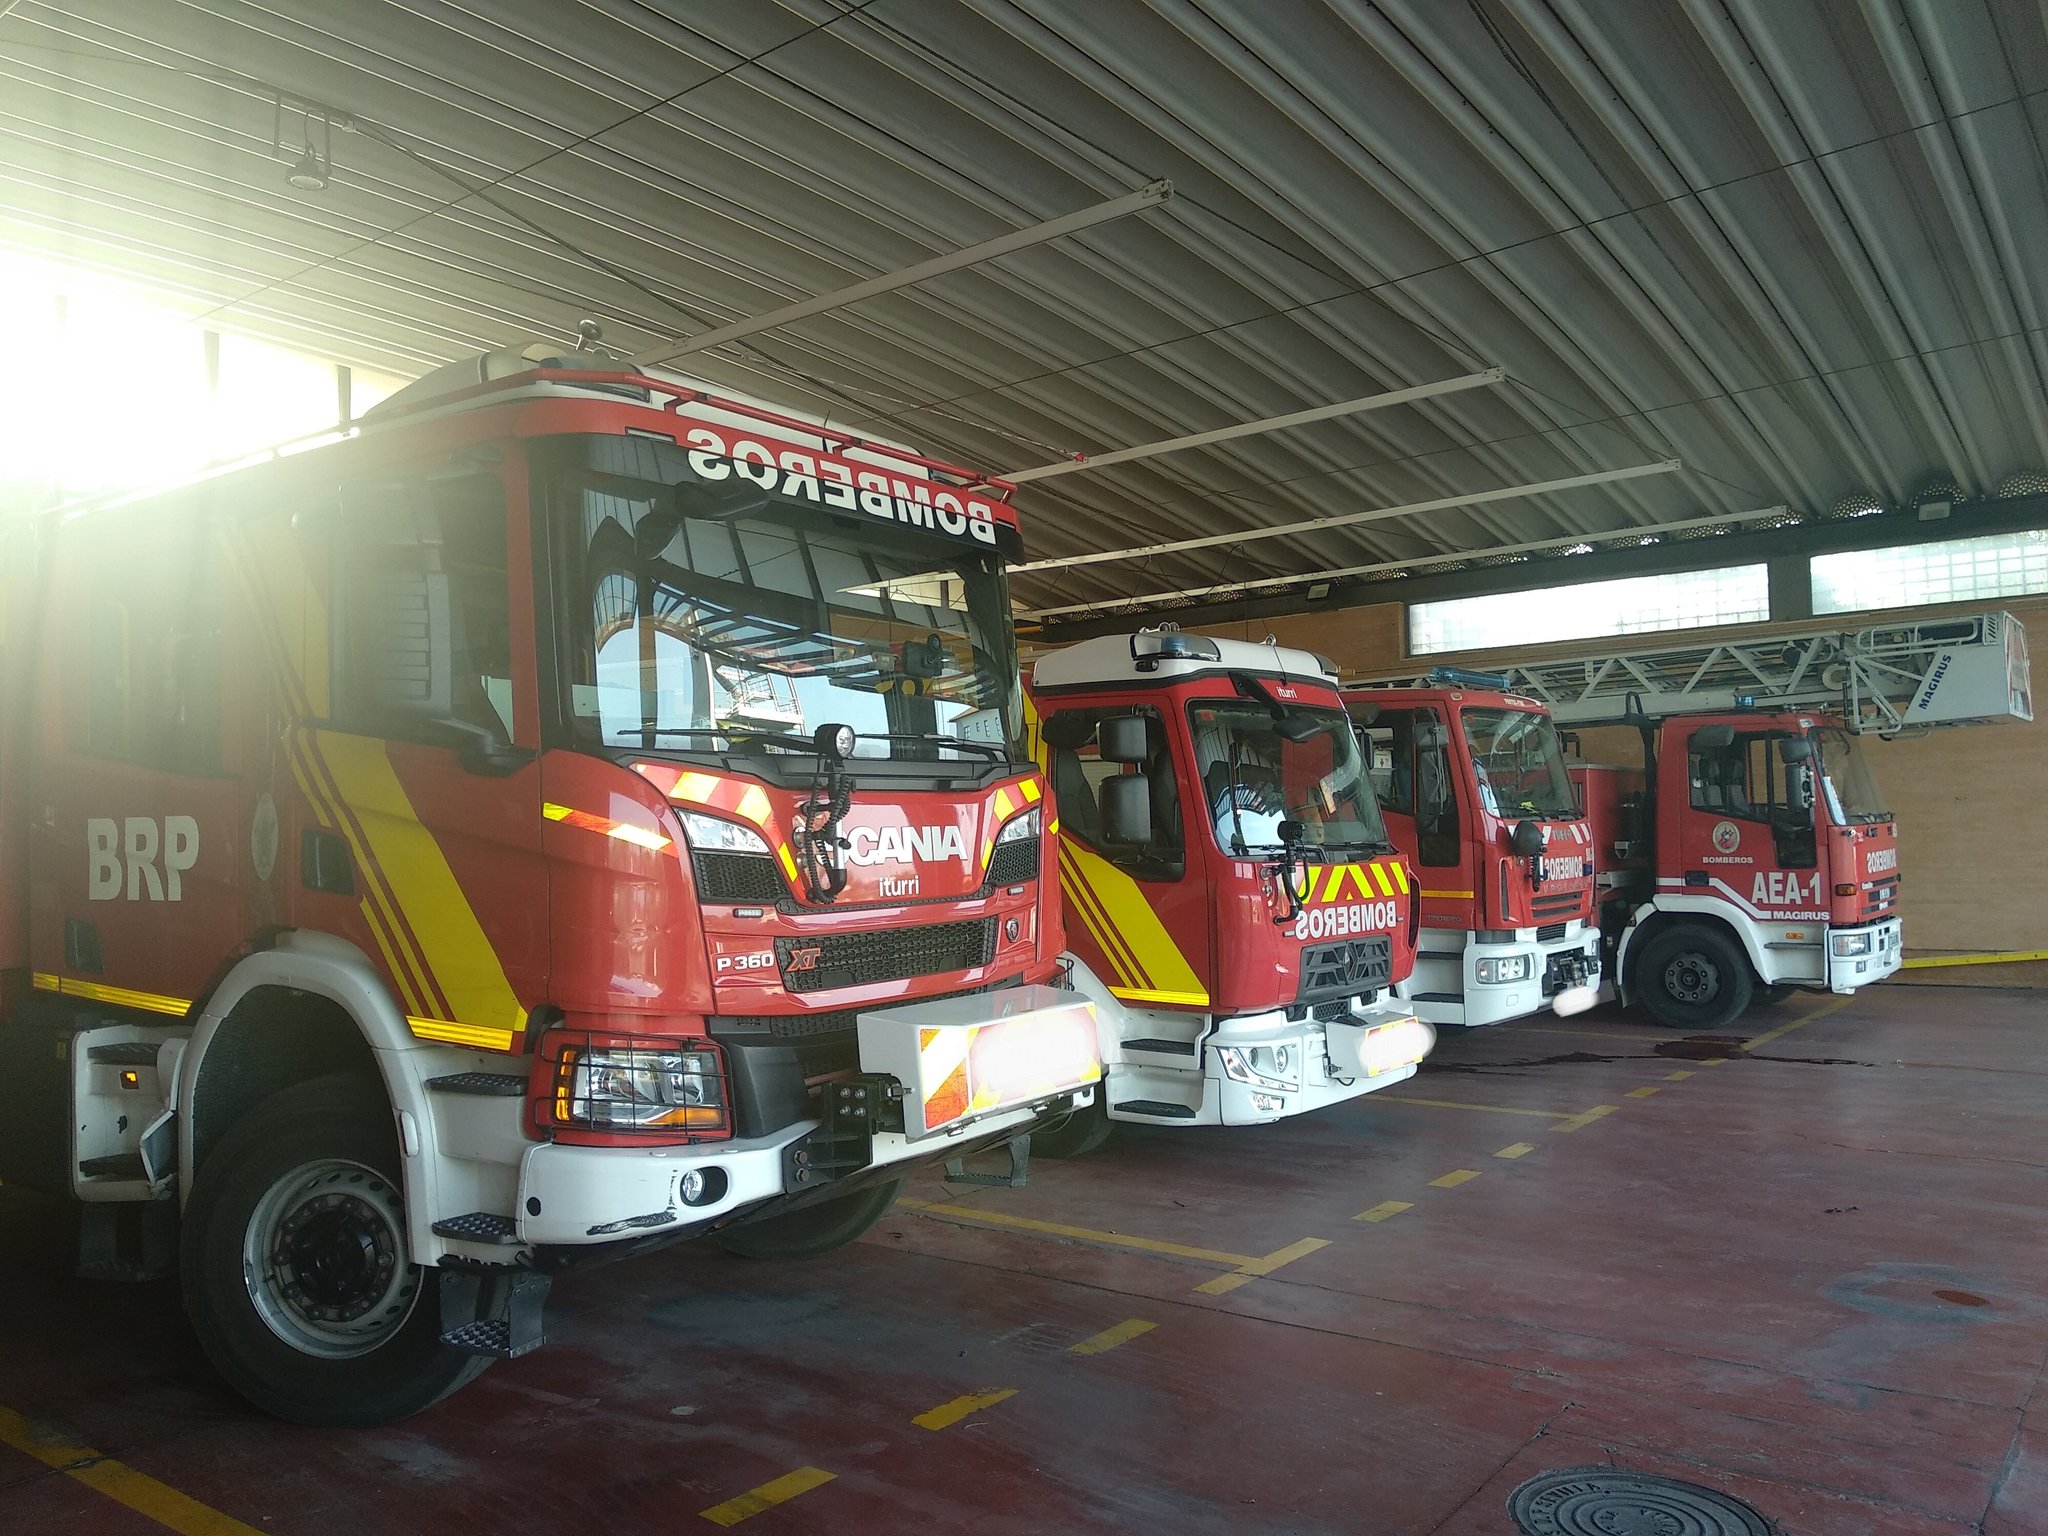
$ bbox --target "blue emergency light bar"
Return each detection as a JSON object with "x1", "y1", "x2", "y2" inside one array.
[{"x1": 1424, "y1": 665, "x2": 1514, "y2": 690}]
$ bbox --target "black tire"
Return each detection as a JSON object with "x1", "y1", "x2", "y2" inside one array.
[
  {"x1": 1633, "y1": 925, "x2": 1755, "y2": 1031},
  {"x1": 1028, "y1": 1096, "x2": 1113, "y2": 1159},
  {"x1": 181, "y1": 1073, "x2": 490, "y2": 1427},
  {"x1": 717, "y1": 1178, "x2": 902, "y2": 1261}
]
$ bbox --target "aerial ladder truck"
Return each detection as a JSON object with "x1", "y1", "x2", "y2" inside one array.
[{"x1": 1486, "y1": 612, "x2": 2031, "y2": 1028}]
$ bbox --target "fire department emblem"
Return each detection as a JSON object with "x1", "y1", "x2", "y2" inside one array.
[{"x1": 1711, "y1": 819, "x2": 1741, "y2": 854}]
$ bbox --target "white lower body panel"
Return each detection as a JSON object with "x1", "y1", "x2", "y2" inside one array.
[{"x1": 1395, "y1": 923, "x2": 1603, "y2": 1028}]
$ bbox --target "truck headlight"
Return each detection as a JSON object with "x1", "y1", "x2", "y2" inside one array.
[
  {"x1": 1215, "y1": 1045, "x2": 1297, "y2": 1091},
  {"x1": 1476, "y1": 955, "x2": 1532, "y2": 984},
  {"x1": 544, "y1": 1036, "x2": 730, "y2": 1137},
  {"x1": 677, "y1": 811, "x2": 771, "y2": 855},
  {"x1": 1830, "y1": 932, "x2": 1872, "y2": 958},
  {"x1": 996, "y1": 807, "x2": 1042, "y2": 844}
]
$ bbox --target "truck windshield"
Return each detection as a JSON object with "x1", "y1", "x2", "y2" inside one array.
[
  {"x1": 549, "y1": 439, "x2": 1018, "y2": 762},
  {"x1": 1187, "y1": 701, "x2": 1389, "y2": 856},
  {"x1": 1460, "y1": 707, "x2": 1576, "y2": 819},
  {"x1": 1816, "y1": 728, "x2": 1888, "y2": 823}
]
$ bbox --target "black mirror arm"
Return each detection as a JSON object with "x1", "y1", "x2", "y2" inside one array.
[{"x1": 439, "y1": 717, "x2": 535, "y2": 778}]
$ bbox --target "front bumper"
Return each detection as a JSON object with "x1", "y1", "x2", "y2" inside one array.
[
  {"x1": 1454, "y1": 925, "x2": 1602, "y2": 1028},
  {"x1": 1202, "y1": 1006, "x2": 1435, "y2": 1127},
  {"x1": 1827, "y1": 916, "x2": 1903, "y2": 992},
  {"x1": 516, "y1": 984, "x2": 1101, "y2": 1246}
]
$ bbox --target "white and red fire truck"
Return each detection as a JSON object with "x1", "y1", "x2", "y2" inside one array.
[
  {"x1": 1341, "y1": 673, "x2": 1601, "y2": 1027},
  {"x1": 1022, "y1": 631, "x2": 1433, "y2": 1155},
  {"x1": 0, "y1": 341, "x2": 1104, "y2": 1425},
  {"x1": 1502, "y1": 614, "x2": 2031, "y2": 1028}
]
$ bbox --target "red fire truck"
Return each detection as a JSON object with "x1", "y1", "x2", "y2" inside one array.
[
  {"x1": 0, "y1": 341, "x2": 1103, "y2": 1425},
  {"x1": 1023, "y1": 631, "x2": 1433, "y2": 1155},
  {"x1": 1508, "y1": 615, "x2": 2030, "y2": 1028},
  {"x1": 1339, "y1": 675, "x2": 1601, "y2": 1027}
]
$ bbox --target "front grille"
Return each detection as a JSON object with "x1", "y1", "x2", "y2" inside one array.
[
  {"x1": 692, "y1": 851, "x2": 785, "y2": 904},
  {"x1": 1298, "y1": 935, "x2": 1393, "y2": 1003},
  {"x1": 989, "y1": 838, "x2": 1040, "y2": 887},
  {"x1": 709, "y1": 980, "x2": 1015, "y2": 1086},
  {"x1": 778, "y1": 918, "x2": 996, "y2": 994},
  {"x1": 1536, "y1": 922, "x2": 1567, "y2": 942},
  {"x1": 1531, "y1": 892, "x2": 1583, "y2": 917}
]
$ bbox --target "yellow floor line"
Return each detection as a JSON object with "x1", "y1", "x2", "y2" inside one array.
[
  {"x1": 1192, "y1": 1236, "x2": 1330, "y2": 1296},
  {"x1": 1664, "y1": 1070, "x2": 1694, "y2": 1081},
  {"x1": 1742, "y1": 994, "x2": 1853, "y2": 1052},
  {"x1": 700, "y1": 1468, "x2": 837, "y2": 1526},
  {"x1": 1069, "y1": 1319, "x2": 1156, "y2": 1356},
  {"x1": 913, "y1": 1390, "x2": 1017, "y2": 1431},
  {"x1": 1626, "y1": 1085, "x2": 1661, "y2": 1099},
  {"x1": 0, "y1": 1405, "x2": 263, "y2": 1536},
  {"x1": 905, "y1": 1201, "x2": 1255, "y2": 1268},
  {"x1": 1354, "y1": 1199, "x2": 1414, "y2": 1222},
  {"x1": 1699, "y1": 1057, "x2": 1729, "y2": 1066},
  {"x1": 1375, "y1": 1095, "x2": 1575, "y2": 1119},
  {"x1": 1429, "y1": 1169, "x2": 1481, "y2": 1188},
  {"x1": 1494, "y1": 1142, "x2": 1538, "y2": 1159},
  {"x1": 1552, "y1": 1104, "x2": 1619, "y2": 1132}
]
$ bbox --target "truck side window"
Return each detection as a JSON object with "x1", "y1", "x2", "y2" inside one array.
[
  {"x1": 1358, "y1": 710, "x2": 1414, "y2": 816},
  {"x1": 76, "y1": 514, "x2": 223, "y2": 774},
  {"x1": 1688, "y1": 731, "x2": 1816, "y2": 866},
  {"x1": 1043, "y1": 706, "x2": 1183, "y2": 877},
  {"x1": 331, "y1": 476, "x2": 512, "y2": 741},
  {"x1": 1411, "y1": 708, "x2": 1460, "y2": 867}
]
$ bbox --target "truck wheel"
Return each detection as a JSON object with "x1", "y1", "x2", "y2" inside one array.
[
  {"x1": 1028, "y1": 1097, "x2": 1113, "y2": 1158},
  {"x1": 1634, "y1": 927, "x2": 1754, "y2": 1031},
  {"x1": 181, "y1": 1073, "x2": 489, "y2": 1426},
  {"x1": 717, "y1": 1179, "x2": 902, "y2": 1261}
]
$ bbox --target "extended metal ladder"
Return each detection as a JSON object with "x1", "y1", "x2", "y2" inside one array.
[{"x1": 1351, "y1": 610, "x2": 2033, "y2": 734}]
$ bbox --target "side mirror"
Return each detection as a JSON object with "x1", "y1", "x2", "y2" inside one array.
[
  {"x1": 1779, "y1": 736, "x2": 1813, "y2": 763},
  {"x1": 1691, "y1": 723, "x2": 1736, "y2": 750},
  {"x1": 1100, "y1": 774, "x2": 1154, "y2": 846},
  {"x1": 1787, "y1": 764, "x2": 1815, "y2": 814},
  {"x1": 1098, "y1": 714, "x2": 1150, "y2": 765},
  {"x1": 1510, "y1": 819, "x2": 1546, "y2": 858}
]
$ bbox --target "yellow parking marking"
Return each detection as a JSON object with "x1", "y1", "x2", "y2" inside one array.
[
  {"x1": 1069, "y1": 1319, "x2": 1156, "y2": 1356},
  {"x1": 914, "y1": 1389, "x2": 1017, "y2": 1430},
  {"x1": 1354, "y1": 1199, "x2": 1414, "y2": 1222},
  {"x1": 1552, "y1": 1104, "x2": 1618, "y2": 1132},
  {"x1": 1494, "y1": 1142, "x2": 1538, "y2": 1159},
  {"x1": 1700, "y1": 1057, "x2": 1728, "y2": 1066},
  {"x1": 1664, "y1": 1070, "x2": 1694, "y2": 1081},
  {"x1": 0, "y1": 1404, "x2": 265, "y2": 1535},
  {"x1": 1429, "y1": 1169, "x2": 1481, "y2": 1188},
  {"x1": 700, "y1": 1467, "x2": 837, "y2": 1526},
  {"x1": 905, "y1": 1201, "x2": 1255, "y2": 1269},
  {"x1": 1377, "y1": 1095, "x2": 1575, "y2": 1120},
  {"x1": 1626, "y1": 1086, "x2": 1661, "y2": 1099},
  {"x1": 1193, "y1": 1237, "x2": 1330, "y2": 1295},
  {"x1": 1743, "y1": 994, "x2": 1852, "y2": 1051}
]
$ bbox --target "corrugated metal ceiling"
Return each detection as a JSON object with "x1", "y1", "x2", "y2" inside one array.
[{"x1": 5, "y1": 0, "x2": 2047, "y2": 615}]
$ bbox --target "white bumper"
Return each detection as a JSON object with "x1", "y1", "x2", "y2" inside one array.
[
  {"x1": 1408, "y1": 923, "x2": 1602, "y2": 1027},
  {"x1": 1827, "y1": 916, "x2": 1903, "y2": 992}
]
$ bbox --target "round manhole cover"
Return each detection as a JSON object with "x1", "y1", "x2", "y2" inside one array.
[{"x1": 1508, "y1": 1466, "x2": 1773, "y2": 1535}]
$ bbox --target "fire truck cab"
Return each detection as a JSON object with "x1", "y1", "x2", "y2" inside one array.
[
  {"x1": 0, "y1": 343, "x2": 1102, "y2": 1425},
  {"x1": 1024, "y1": 631, "x2": 1433, "y2": 1154},
  {"x1": 1342, "y1": 677, "x2": 1601, "y2": 1027},
  {"x1": 1572, "y1": 711, "x2": 1902, "y2": 1028}
]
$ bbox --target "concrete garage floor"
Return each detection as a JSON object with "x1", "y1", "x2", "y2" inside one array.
[{"x1": 1, "y1": 985, "x2": 2043, "y2": 1535}]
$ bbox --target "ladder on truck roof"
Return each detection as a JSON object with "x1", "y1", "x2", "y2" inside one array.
[{"x1": 1354, "y1": 610, "x2": 2033, "y2": 734}]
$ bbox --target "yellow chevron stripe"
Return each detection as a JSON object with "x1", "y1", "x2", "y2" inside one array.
[
  {"x1": 1056, "y1": 843, "x2": 1143, "y2": 991},
  {"x1": 1060, "y1": 841, "x2": 1208, "y2": 1008},
  {"x1": 1371, "y1": 863, "x2": 1395, "y2": 897},
  {"x1": 1388, "y1": 861, "x2": 1411, "y2": 894},
  {"x1": 34, "y1": 973, "x2": 191, "y2": 1017},
  {"x1": 1106, "y1": 986, "x2": 1212, "y2": 1007},
  {"x1": 314, "y1": 733, "x2": 527, "y2": 1044}
]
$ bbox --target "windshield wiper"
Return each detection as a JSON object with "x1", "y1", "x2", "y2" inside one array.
[
  {"x1": 625, "y1": 726, "x2": 819, "y2": 753},
  {"x1": 861, "y1": 731, "x2": 1008, "y2": 761}
]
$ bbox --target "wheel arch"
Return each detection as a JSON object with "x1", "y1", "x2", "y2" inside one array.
[
  {"x1": 176, "y1": 931, "x2": 446, "y2": 1254},
  {"x1": 1616, "y1": 904, "x2": 1767, "y2": 1001}
]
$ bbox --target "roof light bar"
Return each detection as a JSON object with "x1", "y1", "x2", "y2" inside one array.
[{"x1": 636, "y1": 180, "x2": 1174, "y2": 366}]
